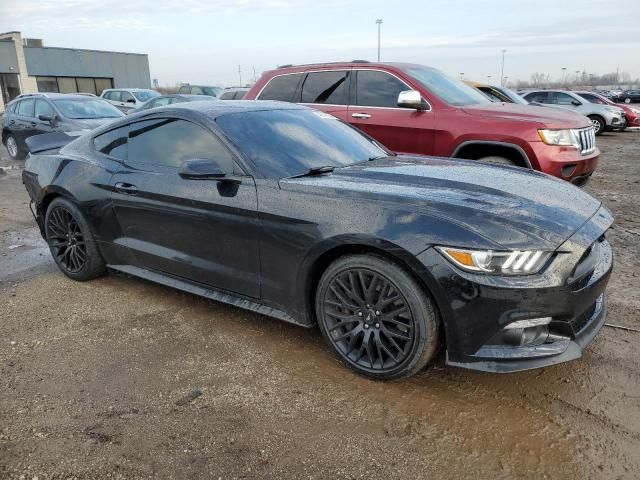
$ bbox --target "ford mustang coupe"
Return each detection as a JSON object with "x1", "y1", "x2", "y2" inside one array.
[{"x1": 22, "y1": 101, "x2": 613, "y2": 379}]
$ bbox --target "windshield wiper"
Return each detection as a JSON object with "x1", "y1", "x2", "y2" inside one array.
[
  {"x1": 288, "y1": 165, "x2": 335, "y2": 179},
  {"x1": 367, "y1": 154, "x2": 388, "y2": 161}
]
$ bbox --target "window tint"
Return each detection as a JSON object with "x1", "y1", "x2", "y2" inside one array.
[
  {"x1": 234, "y1": 91, "x2": 247, "y2": 99},
  {"x1": 220, "y1": 91, "x2": 235, "y2": 100},
  {"x1": 148, "y1": 97, "x2": 171, "y2": 108},
  {"x1": 109, "y1": 91, "x2": 122, "y2": 102},
  {"x1": 178, "y1": 86, "x2": 190, "y2": 94},
  {"x1": 355, "y1": 71, "x2": 407, "y2": 108},
  {"x1": 258, "y1": 74, "x2": 303, "y2": 102},
  {"x1": 35, "y1": 99, "x2": 55, "y2": 119},
  {"x1": 191, "y1": 86, "x2": 204, "y2": 95},
  {"x1": 17, "y1": 99, "x2": 35, "y2": 117},
  {"x1": 121, "y1": 91, "x2": 135, "y2": 102},
  {"x1": 216, "y1": 109, "x2": 387, "y2": 179},
  {"x1": 128, "y1": 118, "x2": 237, "y2": 172},
  {"x1": 525, "y1": 92, "x2": 549, "y2": 103},
  {"x1": 301, "y1": 71, "x2": 348, "y2": 105},
  {"x1": 553, "y1": 92, "x2": 578, "y2": 105},
  {"x1": 578, "y1": 93, "x2": 606, "y2": 105},
  {"x1": 94, "y1": 126, "x2": 128, "y2": 160}
]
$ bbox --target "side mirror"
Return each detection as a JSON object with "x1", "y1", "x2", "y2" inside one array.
[
  {"x1": 179, "y1": 158, "x2": 228, "y2": 180},
  {"x1": 397, "y1": 90, "x2": 427, "y2": 110},
  {"x1": 126, "y1": 98, "x2": 136, "y2": 104},
  {"x1": 38, "y1": 114, "x2": 53, "y2": 123},
  {"x1": 571, "y1": 100, "x2": 582, "y2": 106}
]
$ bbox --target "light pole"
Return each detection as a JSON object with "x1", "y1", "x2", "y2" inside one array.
[
  {"x1": 487, "y1": 75, "x2": 492, "y2": 84},
  {"x1": 500, "y1": 49, "x2": 507, "y2": 86},
  {"x1": 376, "y1": 19, "x2": 383, "y2": 62},
  {"x1": 460, "y1": 72, "x2": 464, "y2": 80},
  {"x1": 575, "y1": 70, "x2": 581, "y2": 86},
  {"x1": 503, "y1": 76, "x2": 508, "y2": 87},
  {"x1": 561, "y1": 67, "x2": 567, "y2": 87},
  {"x1": 238, "y1": 65, "x2": 242, "y2": 86}
]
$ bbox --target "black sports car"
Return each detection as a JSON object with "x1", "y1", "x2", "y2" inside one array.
[{"x1": 22, "y1": 101, "x2": 614, "y2": 379}]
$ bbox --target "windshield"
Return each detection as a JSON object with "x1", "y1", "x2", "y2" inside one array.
[
  {"x1": 401, "y1": 66, "x2": 491, "y2": 106},
  {"x1": 216, "y1": 109, "x2": 388, "y2": 178},
  {"x1": 132, "y1": 90, "x2": 160, "y2": 102},
  {"x1": 203, "y1": 87, "x2": 223, "y2": 97},
  {"x1": 495, "y1": 86, "x2": 529, "y2": 104},
  {"x1": 53, "y1": 99, "x2": 123, "y2": 119}
]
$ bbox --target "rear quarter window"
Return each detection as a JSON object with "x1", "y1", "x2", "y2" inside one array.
[
  {"x1": 94, "y1": 126, "x2": 128, "y2": 160},
  {"x1": 258, "y1": 74, "x2": 304, "y2": 102}
]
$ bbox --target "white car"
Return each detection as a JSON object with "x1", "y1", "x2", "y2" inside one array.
[{"x1": 100, "y1": 88, "x2": 160, "y2": 112}]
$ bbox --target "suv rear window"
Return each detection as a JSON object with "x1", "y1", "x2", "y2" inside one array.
[
  {"x1": 258, "y1": 74, "x2": 304, "y2": 102},
  {"x1": 178, "y1": 86, "x2": 190, "y2": 94},
  {"x1": 301, "y1": 71, "x2": 348, "y2": 105}
]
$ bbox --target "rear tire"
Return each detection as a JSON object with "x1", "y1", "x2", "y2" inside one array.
[
  {"x1": 588, "y1": 115, "x2": 606, "y2": 135},
  {"x1": 316, "y1": 254, "x2": 439, "y2": 380},
  {"x1": 5, "y1": 134, "x2": 25, "y2": 160},
  {"x1": 624, "y1": 98, "x2": 631, "y2": 104},
  {"x1": 478, "y1": 156, "x2": 517, "y2": 166},
  {"x1": 45, "y1": 197, "x2": 106, "y2": 281}
]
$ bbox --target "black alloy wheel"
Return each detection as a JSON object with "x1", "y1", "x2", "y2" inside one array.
[
  {"x1": 45, "y1": 197, "x2": 106, "y2": 281},
  {"x1": 316, "y1": 255, "x2": 439, "y2": 379},
  {"x1": 46, "y1": 206, "x2": 87, "y2": 273}
]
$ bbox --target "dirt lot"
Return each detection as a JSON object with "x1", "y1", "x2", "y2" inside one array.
[{"x1": 1, "y1": 132, "x2": 639, "y2": 479}]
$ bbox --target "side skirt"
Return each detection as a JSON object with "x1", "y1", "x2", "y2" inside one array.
[{"x1": 108, "y1": 264, "x2": 309, "y2": 328}]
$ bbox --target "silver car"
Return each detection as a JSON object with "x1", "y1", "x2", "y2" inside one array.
[
  {"x1": 100, "y1": 88, "x2": 160, "y2": 113},
  {"x1": 523, "y1": 90, "x2": 626, "y2": 135}
]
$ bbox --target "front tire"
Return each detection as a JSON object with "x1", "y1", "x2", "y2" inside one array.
[
  {"x1": 316, "y1": 254, "x2": 439, "y2": 380},
  {"x1": 45, "y1": 197, "x2": 106, "y2": 281},
  {"x1": 478, "y1": 156, "x2": 517, "y2": 166},
  {"x1": 588, "y1": 115, "x2": 606, "y2": 135},
  {"x1": 5, "y1": 134, "x2": 25, "y2": 160}
]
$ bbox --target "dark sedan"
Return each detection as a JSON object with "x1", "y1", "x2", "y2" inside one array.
[
  {"x1": 22, "y1": 101, "x2": 613, "y2": 379},
  {"x1": 127, "y1": 94, "x2": 217, "y2": 114},
  {"x1": 2, "y1": 93, "x2": 124, "y2": 160}
]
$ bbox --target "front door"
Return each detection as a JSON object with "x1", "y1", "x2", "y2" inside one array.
[
  {"x1": 33, "y1": 99, "x2": 56, "y2": 135},
  {"x1": 108, "y1": 117, "x2": 261, "y2": 298},
  {"x1": 347, "y1": 70, "x2": 435, "y2": 155}
]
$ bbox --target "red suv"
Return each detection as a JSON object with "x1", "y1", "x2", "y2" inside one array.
[{"x1": 245, "y1": 62, "x2": 599, "y2": 185}]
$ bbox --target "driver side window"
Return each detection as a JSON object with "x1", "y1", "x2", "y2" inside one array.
[
  {"x1": 127, "y1": 118, "x2": 238, "y2": 172},
  {"x1": 553, "y1": 92, "x2": 577, "y2": 105}
]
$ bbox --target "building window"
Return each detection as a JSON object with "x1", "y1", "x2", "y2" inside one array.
[
  {"x1": 36, "y1": 77, "x2": 59, "y2": 93},
  {"x1": 36, "y1": 77, "x2": 114, "y2": 96}
]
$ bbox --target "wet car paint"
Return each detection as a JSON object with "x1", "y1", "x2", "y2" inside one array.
[{"x1": 21, "y1": 101, "x2": 614, "y2": 372}]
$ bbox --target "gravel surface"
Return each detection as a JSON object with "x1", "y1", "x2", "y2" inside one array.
[{"x1": 1, "y1": 132, "x2": 639, "y2": 479}]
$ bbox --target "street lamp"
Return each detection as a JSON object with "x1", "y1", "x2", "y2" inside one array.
[
  {"x1": 561, "y1": 67, "x2": 567, "y2": 87},
  {"x1": 500, "y1": 49, "x2": 507, "y2": 86},
  {"x1": 376, "y1": 19, "x2": 383, "y2": 62},
  {"x1": 487, "y1": 75, "x2": 492, "y2": 84},
  {"x1": 460, "y1": 72, "x2": 464, "y2": 80},
  {"x1": 503, "y1": 76, "x2": 508, "y2": 87}
]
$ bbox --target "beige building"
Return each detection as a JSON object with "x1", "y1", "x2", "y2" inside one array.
[{"x1": 0, "y1": 31, "x2": 151, "y2": 112}]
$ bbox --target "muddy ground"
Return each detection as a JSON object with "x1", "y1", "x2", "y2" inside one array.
[{"x1": 0, "y1": 132, "x2": 639, "y2": 479}]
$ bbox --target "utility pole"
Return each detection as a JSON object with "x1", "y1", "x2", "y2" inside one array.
[
  {"x1": 376, "y1": 19, "x2": 383, "y2": 62},
  {"x1": 500, "y1": 49, "x2": 507, "y2": 86},
  {"x1": 238, "y1": 65, "x2": 242, "y2": 86}
]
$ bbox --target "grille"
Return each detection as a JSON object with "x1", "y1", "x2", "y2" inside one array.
[{"x1": 578, "y1": 127, "x2": 596, "y2": 155}]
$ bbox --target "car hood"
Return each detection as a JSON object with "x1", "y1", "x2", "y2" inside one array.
[
  {"x1": 280, "y1": 156, "x2": 604, "y2": 251},
  {"x1": 460, "y1": 102, "x2": 591, "y2": 129}
]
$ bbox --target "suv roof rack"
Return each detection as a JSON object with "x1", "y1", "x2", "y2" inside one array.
[
  {"x1": 277, "y1": 60, "x2": 372, "y2": 69},
  {"x1": 17, "y1": 92, "x2": 49, "y2": 98}
]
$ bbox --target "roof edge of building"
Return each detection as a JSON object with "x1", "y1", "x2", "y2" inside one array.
[{"x1": 23, "y1": 45, "x2": 148, "y2": 57}]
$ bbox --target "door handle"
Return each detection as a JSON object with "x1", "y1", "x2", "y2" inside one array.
[
  {"x1": 114, "y1": 182, "x2": 138, "y2": 194},
  {"x1": 351, "y1": 113, "x2": 371, "y2": 119}
]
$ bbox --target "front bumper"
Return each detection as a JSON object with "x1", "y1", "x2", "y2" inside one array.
[
  {"x1": 529, "y1": 141, "x2": 599, "y2": 185},
  {"x1": 416, "y1": 206, "x2": 613, "y2": 373}
]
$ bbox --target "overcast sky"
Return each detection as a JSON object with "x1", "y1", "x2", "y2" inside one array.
[{"x1": 1, "y1": 0, "x2": 639, "y2": 87}]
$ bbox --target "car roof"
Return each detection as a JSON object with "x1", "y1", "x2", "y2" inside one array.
[{"x1": 13, "y1": 93, "x2": 103, "y2": 101}]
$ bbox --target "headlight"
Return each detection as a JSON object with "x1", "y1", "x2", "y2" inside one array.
[
  {"x1": 538, "y1": 129, "x2": 579, "y2": 148},
  {"x1": 436, "y1": 247, "x2": 552, "y2": 275}
]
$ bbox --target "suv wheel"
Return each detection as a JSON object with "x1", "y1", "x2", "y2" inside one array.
[
  {"x1": 479, "y1": 156, "x2": 516, "y2": 166},
  {"x1": 624, "y1": 98, "x2": 631, "y2": 104},
  {"x1": 588, "y1": 115, "x2": 606, "y2": 135},
  {"x1": 6, "y1": 134, "x2": 25, "y2": 160},
  {"x1": 316, "y1": 254, "x2": 439, "y2": 379},
  {"x1": 45, "y1": 197, "x2": 106, "y2": 281}
]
